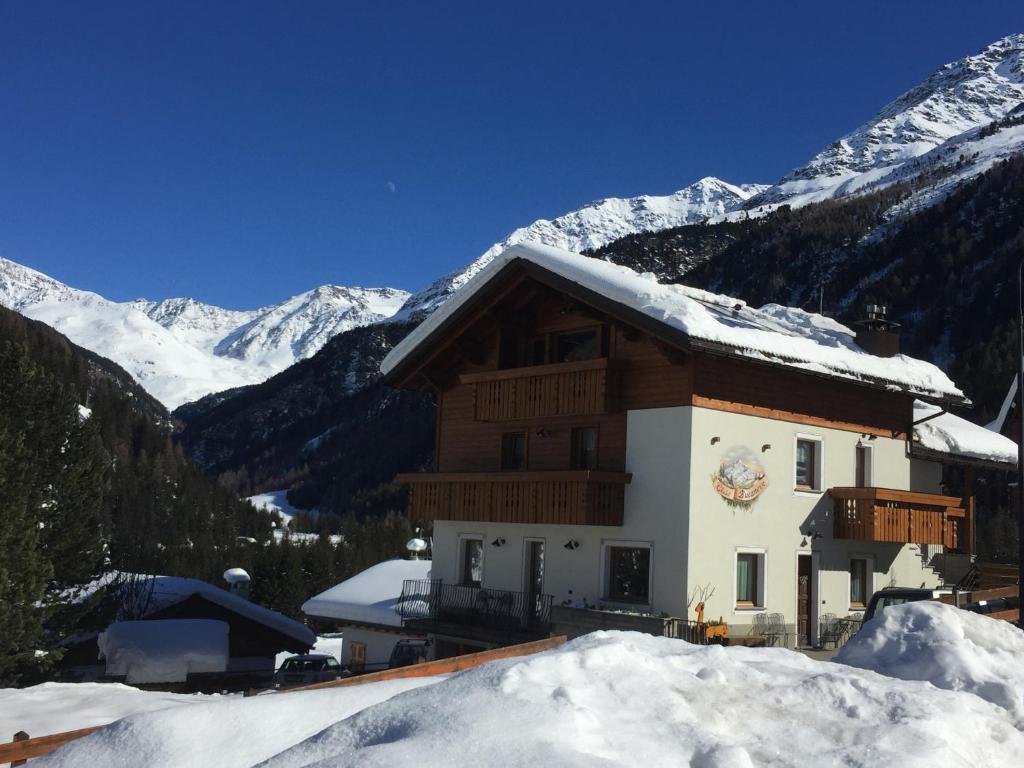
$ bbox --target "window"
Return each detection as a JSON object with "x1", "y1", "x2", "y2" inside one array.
[
  {"x1": 460, "y1": 537, "x2": 484, "y2": 587},
  {"x1": 849, "y1": 558, "x2": 868, "y2": 608},
  {"x1": 571, "y1": 427, "x2": 599, "y2": 469},
  {"x1": 855, "y1": 444, "x2": 873, "y2": 487},
  {"x1": 795, "y1": 437, "x2": 822, "y2": 491},
  {"x1": 735, "y1": 550, "x2": 766, "y2": 608},
  {"x1": 554, "y1": 328, "x2": 600, "y2": 363},
  {"x1": 349, "y1": 642, "x2": 366, "y2": 673},
  {"x1": 606, "y1": 545, "x2": 651, "y2": 603},
  {"x1": 501, "y1": 432, "x2": 527, "y2": 470}
]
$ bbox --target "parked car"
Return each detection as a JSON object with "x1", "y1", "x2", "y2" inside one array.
[
  {"x1": 388, "y1": 639, "x2": 432, "y2": 669},
  {"x1": 862, "y1": 587, "x2": 952, "y2": 623},
  {"x1": 274, "y1": 653, "x2": 350, "y2": 688}
]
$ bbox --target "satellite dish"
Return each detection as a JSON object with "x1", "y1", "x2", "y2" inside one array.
[{"x1": 406, "y1": 538, "x2": 428, "y2": 553}]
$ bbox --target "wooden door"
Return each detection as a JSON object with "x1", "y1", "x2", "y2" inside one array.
[
  {"x1": 797, "y1": 555, "x2": 812, "y2": 646},
  {"x1": 350, "y1": 641, "x2": 366, "y2": 673}
]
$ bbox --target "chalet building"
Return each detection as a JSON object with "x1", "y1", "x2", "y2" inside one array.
[{"x1": 381, "y1": 243, "x2": 1017, "y2": 652}]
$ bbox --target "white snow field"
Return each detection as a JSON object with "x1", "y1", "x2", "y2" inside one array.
[
  {"x1": 34, "y1": 611, "x2": 1024, "y2": 768},
  {"x1": 0, "y1": 682, "x2": 214, "y2": 743}
]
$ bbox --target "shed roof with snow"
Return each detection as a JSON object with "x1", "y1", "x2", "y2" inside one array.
[
  {"x1": 912, "y1": 400, "x2": 1018, "y2": 469},
  {"x1": 381, "y1": 243, "x2": 966, "y2": 404},
  {"x1": 302, "y1": 559, "x2": 431, "y2": 628}
]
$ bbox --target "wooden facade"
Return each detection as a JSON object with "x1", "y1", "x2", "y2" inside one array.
[
  {"x1": 399, "y1": 470, "x2": 631, "y2": 526},
  {"x1": 390, "y1": 267, "x2": 930, "y2": 528},
  {"x1": 829, "y1": 487, "x2": 966, "y2": 550}
]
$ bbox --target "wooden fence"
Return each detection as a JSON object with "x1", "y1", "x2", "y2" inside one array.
[{"x1": 0, "y1": 635, "x2": 567, "y2": 765}]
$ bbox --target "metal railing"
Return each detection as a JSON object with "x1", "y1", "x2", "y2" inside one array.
[{"x1": 397, "y1": 579, "x2": 553, "y2": 635}]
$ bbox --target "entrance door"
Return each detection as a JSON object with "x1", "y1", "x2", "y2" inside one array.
[
  {"x1": 525, "y1": 540, "x2": 545, "y2": 628},
  {"x1": 797, "y1": 555, "x2": 812, "y2": 647}
]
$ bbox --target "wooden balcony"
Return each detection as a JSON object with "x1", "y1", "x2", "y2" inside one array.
[
  {"x1": 829, "y1": 487, "x2": 967, "y2": 551},
  {"x1": 397, "y1": 470, "x2": 632, "y2": 526},
  {"x1": 460, "y1": 358, "x2": 617, "y2": 422}
]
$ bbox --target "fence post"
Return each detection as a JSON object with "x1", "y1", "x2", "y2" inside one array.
[{"x1": 12, "y1": 731, "x2": 29, "y2": 766}]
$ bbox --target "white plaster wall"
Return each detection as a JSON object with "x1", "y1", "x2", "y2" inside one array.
[
  {"x1": 337, "y1": 626, "x2": 419, "y2": 670},
  {"x1": 432, "y1": 406, "x2": 693, "y2": 617},
  {"x1": 686, "y1": 407, "x2": 938, "y2": 642}
]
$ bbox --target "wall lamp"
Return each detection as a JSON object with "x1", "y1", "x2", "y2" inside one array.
[
  {"x1": 491, "y1": 537, "x2": 506, "y2": 548},
  {"x1": 535, "y1": 428, "x2": 552, "y2": 438},
  {"x1": 564, "y1": 539, "x2": 580, "y2": 551},
  {"x1": 761, "y1": 443, "x2": 771, "y2": 452},
  {"x1": 711, "y1": 436, "x2": 721, "y2": 445}
]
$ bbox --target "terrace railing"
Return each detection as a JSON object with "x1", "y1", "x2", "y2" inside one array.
[{"x1": 397, "y1": 579, "x2": 553, "y2": 636}]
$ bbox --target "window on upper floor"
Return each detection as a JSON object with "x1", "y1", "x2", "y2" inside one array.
[
  {"x1": 855, "y1": 444, "x2": 873, "y2": 488},
  {"x1": 501, "y1": 432, "x2": 528, "y2": 470},
  {"x1": 571, "y1": 427, "x2": 599, "y2": 469},
  {"x1": 605, "y1": 544, "x2": 651, "y2": 604},
  {"x1": 795, "y1": 436, "x2": 823, "y2": 492},
  {"x1": 553, "y1": 328, "x2": 600, "y2": 363}
]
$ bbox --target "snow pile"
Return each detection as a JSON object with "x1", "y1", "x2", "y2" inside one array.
[
  {"x1": 913, "y1": 400, "x2": 1017, "y2": 466},
  {"x1": 836, "y1": 601, "x2": 1024, "y2": 727},
  {"x1": 302, "y1": 559, "x2": 431, "y2": 626},
  {"x1": 98, "y1": 620, "x2": 229, "y2": 684},
  {"x1": 38, "y1": 677, "x2": 441, "y2": 768},
  {"x1": 383, "y1": 242, "x2": 964, "y2": 401},
  {"x1": 44, "y1": 632, "x2": 1024, "y2": 767},
  {"x1": 0, "y1": 682, "x2": 211, "y2": 741}
]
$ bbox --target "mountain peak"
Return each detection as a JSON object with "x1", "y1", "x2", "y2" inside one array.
[
  {"x1": 750, "y1": 33, "x2": 1024, "y2": 208},
  {"x1": 394, "y1": 176, "x2": 766, "y2": 320}
]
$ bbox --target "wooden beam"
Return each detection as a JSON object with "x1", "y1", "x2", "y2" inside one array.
[
  {"x1": 0, "y1": 726, "x2": 101, "y2": 764},
  {"x1": 282, "y1": 635, "x2": 568, "y2": 693},
  {"x1": 693, "y1": 394, "x2": 907, "y2": 439}
]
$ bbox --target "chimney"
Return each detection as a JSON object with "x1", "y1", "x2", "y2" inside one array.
[{"x1": 855, "y1": 304, "x2": 900, "y2": 357}]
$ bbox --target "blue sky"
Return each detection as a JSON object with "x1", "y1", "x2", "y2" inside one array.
[{"x1": 1, "y1": 1, "x2": 1022, "y2": 308}]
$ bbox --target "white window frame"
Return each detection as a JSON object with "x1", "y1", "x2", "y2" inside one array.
[
  {"x1": 855, "y1": 441, "x2": 874, "y2": 487},
  {"x1": 734, "y1": 546, "x2": 768, "y2": 612},
  {"x1": 600, "y1": 539, "x2": 654, "y2": 607},
  {"x1": 793, "y1": 433, "x2": 824, "y2": 495},
  {"x1": 457, "y1": 533, "x2": 485, "y2": 587},
  {"x1": 847, "y1": 553, "x2": 874, "y2": 612}
]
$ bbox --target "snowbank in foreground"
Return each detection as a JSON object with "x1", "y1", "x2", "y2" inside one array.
[
  {"x1": 37, "y1": 677, "x2": 441, "y2": 768},
  {"x1": 836, "y1": 600, "x2": 1024, "y2": 726},
  {"x1": 0, "y1": 682, "x2": 211, "y2": 741},
  {"x1": 41, "y1": 632, "x2": 1024, "y2": 768}
]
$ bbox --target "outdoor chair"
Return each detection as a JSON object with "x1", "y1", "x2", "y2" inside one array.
[
  {"x1": 768, "y1": 613, "x2": 790, "y2": 647},
  {"x1": 819, "y1": 613, "x2": 841, "y2": 649}
]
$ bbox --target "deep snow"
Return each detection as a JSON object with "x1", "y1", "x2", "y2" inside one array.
[{"x1": 33, "y1": 610, "x2": 1024, "y2": 767}]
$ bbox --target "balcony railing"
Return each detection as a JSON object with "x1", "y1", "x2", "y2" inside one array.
[
  {"x1": 397, "y1": 470, "x2": 631, "y2": 526},
  {"x1": 460, "y1": 358, "x2": 617, "y2": 421},
  {"x1": 397, "y1": 579, "x2": 553, "y2": 638},
  {"x1": 829, "y1": 487, "x2": 966, "y2": 551}
]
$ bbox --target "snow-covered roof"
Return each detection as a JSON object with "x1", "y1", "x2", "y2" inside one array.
[
  {"x1": 913, "y1": 400, "x2": 1017, "y2": 468},
  {"x1": 147, "y1": 576, "x2": 315, "y2": 647},
  {"x1": 302, "y1": 559, "x2": 431, "y2": 627},
  {"x1": 381, "y1": 242, "x2": 965, "y2": 402}
]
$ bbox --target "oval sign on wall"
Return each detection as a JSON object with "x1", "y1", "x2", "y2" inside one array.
[{"x1": 711, "y1": 447, "x2": 768, "y2": 504}]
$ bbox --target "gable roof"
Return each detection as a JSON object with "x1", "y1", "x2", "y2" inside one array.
[
  {"x1": 381, "y1": 242, "x2": 966, "y2": 403},
  {"x1": 145, "y1": 576, "x2": 315, "y2": 647},
  {"x1": 302, "y1": 559, "x2": 431, "y2": 627}
]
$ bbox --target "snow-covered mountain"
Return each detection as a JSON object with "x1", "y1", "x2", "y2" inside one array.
[
  {"x1": 395, "y1": 177, "x2": 767, "y2": 319},
  {"x1": 746, "y1": 33, "x2": 1024, "y2": 211},
  {"x1": 0, "y1": 256, "x2": 408, "y2": 409}
]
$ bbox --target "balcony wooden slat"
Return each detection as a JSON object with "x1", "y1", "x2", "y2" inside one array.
[
  {"x1": 829, "y1": 486, "x2": 969, "y2": 552},
  {"x1": 397, "y1": 470, "x2": 631, "y2": 526}
]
